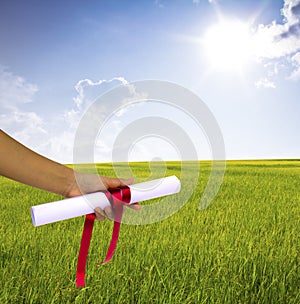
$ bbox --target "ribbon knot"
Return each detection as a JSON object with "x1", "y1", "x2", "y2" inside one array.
[{"x1": 76, "y1": 186, "x2": 131, "y2": 288}]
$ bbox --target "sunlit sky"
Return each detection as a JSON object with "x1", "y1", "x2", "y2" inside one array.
[{"x1": 0, "y1": 0, "x2": 299, "y2": 163}]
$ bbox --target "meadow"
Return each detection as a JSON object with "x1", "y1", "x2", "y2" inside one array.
[{"x1": 0, "y1": 160, "x2": 299, "y2": 303}]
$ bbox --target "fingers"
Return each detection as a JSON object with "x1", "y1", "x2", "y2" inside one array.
[
  {"x1": 94, "y1": 207, "x2": 106, "y2": 221},
  {"x1": 103, "y1": 177, "x2": 134, "y2": 190},
  {"x1": 104, "y1": 206, "x2": 114, "y2": 220},
  {"x1": 94, "y1": 203, "x2": 141, "y2": 221},
  {"x1": 127, "y1": 203, "x2": 142, "y2": 211},
  {"x1": 94, "y1": 206, "x2": 114, "y2": 221},
  {"x1": 119, "y1": 177, "x2": 134, "y2": 186}
]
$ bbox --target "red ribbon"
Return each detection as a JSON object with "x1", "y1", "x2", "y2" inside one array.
[{"x1": 76, "y1": 186, "x2": 131, "y2": 288}]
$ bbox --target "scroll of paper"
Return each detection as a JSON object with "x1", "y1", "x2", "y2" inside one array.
[{"x1": 31, "y1": 175, "x2": 181, "y2": 227}]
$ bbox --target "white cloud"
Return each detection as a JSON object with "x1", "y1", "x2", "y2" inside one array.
[
  {"x1": 289, "y1": 51, "x2": 300, "y2": 79},
  {"x1": 49, "y1": 77, "x2": 134, "y2": 163},
  {"x1": 154, "y1": 0, "x2": 164, "y2": 8},
  {"x1": 282, "y1": 0, "x2": 300, "y2": 24},
  {"x1": 70, "y1": 78, "x2": 150, "y2": 163},
  {"x1": 0, "y1": 65, "x2": 38, "y2": 109},
  {"x1": 193, "y1": 0, "x2": 216, "y2": 4},
  {"x1": 73, "y1": 77, "x2": 128, "y2": 109},
  {"x1": 252, "y1": 0, "x2": 300, "y2": 80},
  {"x1": 0, "y1": 66, "x2": 48, "y2": 155},
  {"x1": 68, "y1": 76, "x2": 131, "y2": 135},
  {"x1": 0, "y1": 66, "x2": 133, "y2": 163},
  {"x1": 254, "y1": 78, "x2": 276, "y2": 89}
]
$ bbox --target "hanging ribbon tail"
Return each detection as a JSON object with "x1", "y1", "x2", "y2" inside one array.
[
  {"x1": 99, "y1": 186, "x2": 131, "y2": 264},
  {"x1": 98, "y1": 204, "x2": 123, "y2": 265},
  {"x1": 75, "y1": 186, "x2": 131, "y2": 288},
  {"x1": 76, "y1": 213, "x2": 96, "y2": 288}
]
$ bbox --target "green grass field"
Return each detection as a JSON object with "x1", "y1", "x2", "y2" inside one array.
[{"x1": 0, "y1": 160, "x2": 299, "y2": 303}]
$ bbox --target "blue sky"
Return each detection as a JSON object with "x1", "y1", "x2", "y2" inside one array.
[{"x1": 0, "y1": 0, "x2": 299, "y2": 162}]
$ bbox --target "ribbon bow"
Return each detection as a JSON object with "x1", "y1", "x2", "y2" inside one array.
[{"x1": 76, "y1": 186, "x2": 131, "y2": 288}]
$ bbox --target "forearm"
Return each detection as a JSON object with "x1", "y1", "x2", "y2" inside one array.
[{"x1": 0, "y1": 130, "x2": 75, "y2": 196}]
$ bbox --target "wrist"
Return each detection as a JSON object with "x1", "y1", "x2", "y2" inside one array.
[{"x1": 61, "y1": 167, "x2": 79, "y2": 198}]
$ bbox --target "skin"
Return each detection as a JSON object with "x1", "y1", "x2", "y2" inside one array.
[{"x1": 0, "y1": 130, "x2": 141, "y2": 221}]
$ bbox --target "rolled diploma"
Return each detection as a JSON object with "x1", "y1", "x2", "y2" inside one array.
[{"x1": 31, "y1": 175, "x2": 180, "y2": 227}]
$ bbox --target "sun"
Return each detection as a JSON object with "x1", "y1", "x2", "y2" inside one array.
[{"x1": 203, "y1": 20, "x2": 253, "y2": 71}]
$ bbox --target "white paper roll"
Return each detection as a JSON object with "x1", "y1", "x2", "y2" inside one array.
[{"x1": 31, "y1": 175, "x2": 181, "y2": 227}]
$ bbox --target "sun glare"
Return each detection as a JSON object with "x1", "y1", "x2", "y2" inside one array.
[{"x1": 203, "y1": 20, "x2": 253, "y2": 71}]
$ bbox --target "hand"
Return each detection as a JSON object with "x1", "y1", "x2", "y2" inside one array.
[{"x1": 65, "y1": 172, "x2": 141, "y2": 221}]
